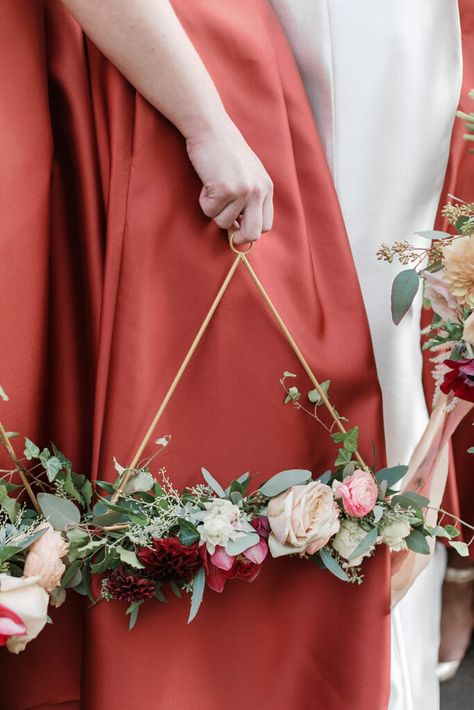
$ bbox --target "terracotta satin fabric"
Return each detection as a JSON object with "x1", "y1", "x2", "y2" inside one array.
[
  {"x1": 435, "y1": 0, "x2": 474, "y2": 553},
  {"x1": 0, "y1": 1, "x2": 391, "y2": 708}
]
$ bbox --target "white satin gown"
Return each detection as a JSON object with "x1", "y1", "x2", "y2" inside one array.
[{"x1": 269, "y1": 2, "x2": 462, "y2": 709}]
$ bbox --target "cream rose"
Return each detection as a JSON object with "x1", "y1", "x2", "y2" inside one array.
[
  {"x1": 267, "y1": 481, "x2": 340, "y2": 558},
  {"x1": 332, "y1": 519, "x2": 375, "y2": 567},
  {"x1": 23, "y1": 523, "x2": 69, "y2": 592},
  {"x1": 380, "y1": 519, "x2": 411, "y2": 552},
  {"x1": 0, "y1": 574, "x2": 49, "y2": 654},
  {"x1": 463, "y1": 311, "x2": 474, "y2": 347}
]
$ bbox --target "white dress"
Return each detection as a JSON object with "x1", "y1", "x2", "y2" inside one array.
[{"x1": 269, "y1": 2, "x2": 462, "y2": 709}]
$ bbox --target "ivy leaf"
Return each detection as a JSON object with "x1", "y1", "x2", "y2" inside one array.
[
  {"x1": 23, "y1": 438, "x2": 40, "y2": 461},
  {"x1": 335, "y1": 448, "x2": 352, "y2": 467},
  {"x1": 375, "y1": 465, "x2": 408, "y2": 489},
  {"x1": 178, "y1": 519, "x2": 200, "y2": 546},
  {"x1": 201, "y1": 468, "x2": 226, "y2": 498},
  {"x1": 0, "y1": 385, "x2": 8, "y2": 401},
  {"x1": 37, "y1": 493, "x2": 81, "y2": 531},
  {"x1": 391, "y1": 269, "x2": 420, "y2": 325},
  {"x1": 318, "y1": 548, "x2": 349, "y2": 582},
  {"x1": 283, "y1": 371, "x2": 297, "y2": 378},
  {"x1": 45, "y1": 456, "x2": 62, "y2": 483},
  {"x1": 348, "y1": 527, "x2": 378, "y2": 561},
  {"x1": 308, "y1": 380, "x2": 331, "y2": 405},
  {"x1": 468, "y1": 447, "x2": 474, "y2": 454},
  {"x1": 406, "y1": 529, "x2": 430, "y2": 555},
  {"x1": 259, "y1": 469, "x2": 312, "y2": 498},
  {"x1": 188, "y1": 567, "x2": 206, "y2": 623},
  {"x1": 331, "y1": 426, "x2": 359, "y2": 453},
  {"x1": 449, "y1": 540, "x2": 470, "y2": 557},
  {"x1": 117, "y1": 546, "x2": 144, "y2": 569},
  {"x1": 444, "y1": 525, "x2": 461, "y2": 539}
]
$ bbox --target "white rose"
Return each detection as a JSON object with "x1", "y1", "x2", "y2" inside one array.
[
  {"x1": 0, "y1": 574, "x2": 49, "y2": 654},
  {"x1": 380, "y1": 519, "x2": 411, "y2": 552},
  {"x1": 332, "y1": 519, "x2": 375, "y2": 567}
]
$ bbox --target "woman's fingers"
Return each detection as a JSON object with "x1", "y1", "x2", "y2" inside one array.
[
  {"x1": 262, "y1": 188, "x2": 274, "y2": 234},
  {"x1": 234, "y1": 192, "x2": 263, "y2": 244}
]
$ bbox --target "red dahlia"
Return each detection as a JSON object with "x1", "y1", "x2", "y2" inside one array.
[
  {"x1": 137, "y1": 537, "x2": 201, "y2": 584},
  {"x1": 440, "y1": 358, "x2": 474, "y2": 402},
  {"x1": 106, "y1": 567, "x2": 156, "y2": 602}
]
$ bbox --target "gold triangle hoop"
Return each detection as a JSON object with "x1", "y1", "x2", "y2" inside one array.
[{"x1": 113, "y1": 232, "x2": 366, "y2": 500}]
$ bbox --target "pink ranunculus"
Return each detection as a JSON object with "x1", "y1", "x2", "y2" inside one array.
[
  {"x1": 267, "y1": 481, "x2": 340, "y2": 558},
  {"x1": 0, "y1": 604, "x2": 26, "y2": 646},
  {"x1": 333, "y1": 469, "x2": 378, "y2": 518},
  {"x1": 23, "y1": 523, "x2": 69, "y2": 593},
  {"x1": 423, "y1": 270, "x2": 459, "y2": 322}
]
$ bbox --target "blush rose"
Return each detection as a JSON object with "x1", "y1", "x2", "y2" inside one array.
[
  {"x1": 267, "y1": 481, "x2": 340, "y2": 558},
  {"x1": 23, "y1": 523, "x2": 69, "y2": 593}
]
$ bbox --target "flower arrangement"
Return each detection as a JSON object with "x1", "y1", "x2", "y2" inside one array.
[
  {"x1": 0, "y1": 378, "x2": 466, "y2": 638},
  {"x1": 2, "y1": 218, "x2": 472, "y2": 646},
  {"x1": 378, "y1": 92, "x2": 474, "y2": 411}
]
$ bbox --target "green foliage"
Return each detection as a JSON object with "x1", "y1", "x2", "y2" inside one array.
[
  {"x1": 318, "y1": 548, "x2": 349, "y2": 582},
  {"x1": 178, "y1": 519, "x2": 200, "y2": 546},
  {"x1": 188, "y1": 567, "x2": 206, "y2": 623},
  {"x1": 259, "y1": 469, "x2": 312, "y2": 498},
  {"x1": 308, "y1": 380, "x2": 331, "y2": 405},
  {"x1": 391, "y1": 269, "x2": 420, "y2": 325},
  {"x1": 37, "y1": 493, "x2": 81, "y2": 530}
]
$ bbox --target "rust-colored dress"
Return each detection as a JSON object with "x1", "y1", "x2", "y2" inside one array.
[{"x1": 0, "y1": 1, "x2": 390, "y2": 708}]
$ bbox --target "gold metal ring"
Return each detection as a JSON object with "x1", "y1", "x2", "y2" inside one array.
[{"x1": 228, "y1": 230, "x2": 256, "y2": 255}]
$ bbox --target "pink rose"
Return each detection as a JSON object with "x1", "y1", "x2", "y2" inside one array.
[
  {"x1": 267, "y1": 481, "x2": 340, "y2": 558},
  {"x1": 24, "y1": 523, "x2": 69, "y2": 593},
  {"x1": 333, "y1": 469, "x2": 378, "y2": 518},
  {"x1": 423, "y1": 270, "x2": 459, "y2": 322}
]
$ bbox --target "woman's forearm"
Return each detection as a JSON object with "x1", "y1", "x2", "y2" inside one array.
[
  {"x1": 60, "y1": 0, "x2": 228, "y2": 140},
  {"x1": 60, "y1": 0, "x2": 274, "y2": 243}
]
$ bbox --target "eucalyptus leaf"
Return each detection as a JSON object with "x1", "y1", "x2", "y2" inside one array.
[
  {"x1": 406, "y1": 529, "x2": 430, "y2": 555},
  {"x1": 317, "y1": 470, "x2": 332, "y2": 485},
  {"x1": 391, "y1": 269, "x2": 420, "y2": 325},
  {"x1": 372, "y1": 505, "x2": 384, "y2": 524},
  {"x1": 0, "y1": 546, "x2": 23, "y2": 564},
  {"x1": 225, "y1": 533, "x2": 260, "y2": 556},
  {"x1": 415, "y1": 230, "x2": 452, "y2": 240},
  {"x1": 201, "y1": 468, "x2": 226, "y2": 498},
  {"x1": 123, "y1": 470, "x2": 155, "y2": 495},
  {"x1": 188, "y1": 567, "x2": 206, "y2": 623},
  {"x1": 391, "y1": 492, "x2": 430, "y2": 510},
  {"x1": 348, "y1": 527, "x2": 378, "y2": 561},
  {"x1": 259, "y1": 469, "x2": 312, "y2": 498},
  {"x1": 127, "y1": 600, "x2": 143, "y2": 630},
  {"x1": 60, "y1": 560, "x2": 81, "y2": 589},
  {"x1": 375, "y1": 465, "x2": 409, "y2": 489},
  {"x1": 37, "y1": 493, "x2": 81, "y2": 531},
  {"x1": 319, "y1": 548, "x2": 349, "y2": 582}
]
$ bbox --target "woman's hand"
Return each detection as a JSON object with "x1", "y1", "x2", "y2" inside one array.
[
  {"x1": 186, "y1": 122, "x2": 273, "y2": 244},
  {"x1": 60, "y1": 0, "x2": 274, "y2": 243}
]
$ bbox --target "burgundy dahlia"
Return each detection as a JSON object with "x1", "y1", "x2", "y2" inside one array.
[
  {"x1": 106, "y1": 567, "x2": 156, "y2": 603},
  {"x1": 137, "y1": 537, "x2": 201, "y2": 584},
  {"x1": 440, "y1": 358, "x2": 474, "y2": 402}
]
